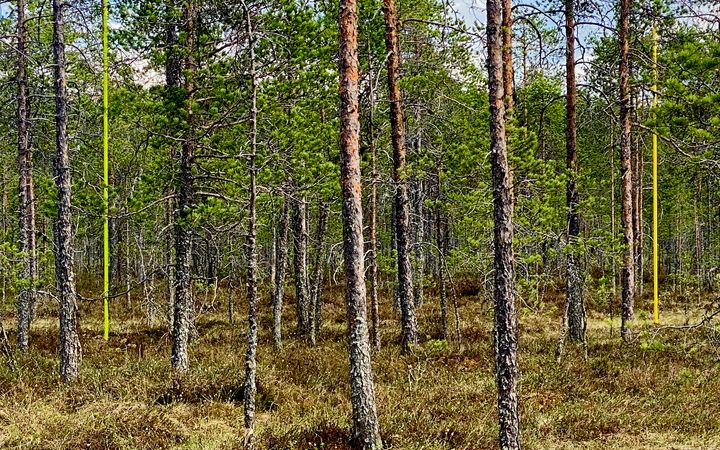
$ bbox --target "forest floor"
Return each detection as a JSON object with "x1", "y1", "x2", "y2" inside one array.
[{"x1": 0, "y1": 282, "x2": 718, "y2": 449}]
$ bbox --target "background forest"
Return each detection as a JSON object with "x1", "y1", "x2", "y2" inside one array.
[{"x1": 0, "y1": 0, "x2": 718, "y2": 448}]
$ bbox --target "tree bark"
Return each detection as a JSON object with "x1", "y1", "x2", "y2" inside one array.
[
  {"x1": 501, "y1": 0, "x2": 514, "y2": 114},
  {"x1": 367, "y1": 51, "x2": 380, "y2": 352},
  {"x1": 383, "y1": 0, "x2": 417, "y2": 353},
  {"x1": 619, "y1": 0, "x2": 635, "y2": 339},
  {"x1": 171, "y1": 0, "x2": 196, "y2": 372},
  {"x1": 562, "y1": 0, "x2": 585, "y2": 346},
  {"x1": 17, "y1": 0, "x2": 37, "y2": 353},
  {"x1": 487, "y1": 0, "x2": 521, "y2": 447},
  {"x1": 292, "y1": 195, "x2": 309, "y2": 336},
  {"x1": 339, "y1": 1, "x2": 382, "y2": 447},
  {"x1": 243, "y1": 4, "x2": 259, "y2": 445},
  {"x1": 310, "y1": 199, "x2": 329, "y2": 342},
  {"x1": 52, "y1": 0, "x2": 82, "y2": 381},
  {"x1": 272, "y1": 195, "x2": 290, "y2": 348}
]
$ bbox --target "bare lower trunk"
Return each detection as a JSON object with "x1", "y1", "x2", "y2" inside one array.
[
  {"x1": 619, "y1": 0, "x2": 635, "y2": 339},
  {"x1": 367, "y1": 53, "x2": 380, "y2": 352},
  {"x1": 501, "y1": 0, "x2": 514, "y2": 114},
  {"x1": 53, "y1": 0, "x2": 82, "y2": 381},
  {"x1": 339, "y1": 2, "x2": 382, "y2": 447},
  {"x1": 17, "y1": 0, "x2": 37, "y2": 353},
  {"x1": 243, "y1": 6, "x2": 259, "y2": 445},
  {"x1": 562, "y1": 0, "x2": 585, "y2": 347},
  {"x1": 292, "y1": 196, "x2": 309, "y2": 336},
  {"x1": 436, "y1": 204, "x2": 448, "y2": 340},
  {"x1": 171, "y1": 0, "x2": 196, "y2": 372},
  {"x1": 487, "y1": 0, "x2": 520, "y2": 446},
  {"x1": 383, "y1": 0, "x2": 417, "y2": 353},
  {"x1": 310, "y1": 199, "x2": 329, "y2": 342},
  {"x1": 272, "y1": 196, "x2": 290, "y2": 347}
]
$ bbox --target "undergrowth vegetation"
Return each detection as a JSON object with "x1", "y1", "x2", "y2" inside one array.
[{"x1": 0, "y1": 283, "x2": 718, "y2": 449}]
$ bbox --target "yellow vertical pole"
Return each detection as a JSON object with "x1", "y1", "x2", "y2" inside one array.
[
  {"x1": 652, "y1": 20, "x2": 659, "y2": 324},
  {"x1": 103, "y1": 0, "x2": 110, "y2": 340}
]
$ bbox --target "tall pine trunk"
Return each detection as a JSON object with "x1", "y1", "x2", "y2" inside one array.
[
  {"x1": 559, "y1": 0, "x2": 586, "y2": 353},
  {"x1": 171, "y1": 0, "x2": 196, "y2": 372},
  {"x1": 17, "y1": 0, "x2": 37, "y2": 353},
  {"x1": 619, "y1": 0, "x2": 635, "y2": 339},
  {"x1": 487, "y1": 0, "x2": 520, "y2": 446},
  {"x1": 383, "y1": 0, "x2": 417, "y2": 353},
  {"x1": 52, "y1": 0, "x2": 81, "y2": 381},
  {"x1": 367, "y1": 52, "x2": 380, "y2": 352},
  {"x1": 243, "y1": 4, "x2": 259, "y2": 445},
  {"x1": 339, "y1": 1, "x2": 382, "y2": 447}
]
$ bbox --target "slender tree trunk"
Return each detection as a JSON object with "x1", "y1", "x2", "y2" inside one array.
[
  {"x1": 171, "y1": 0, "x2": 196, "y2": 372},
  {"x1": 501, "y1": 0, "x2": 514, "y2": 114},
  {"x1": 436, "y1": 195, "x2": 448, "y2": 340},
  {"x1": 164, "y1": 0, "x2": 179, "y2": 329},
  {"x1": 292, "y1": 195, "x2": 309, "y2": 336},
  {"x1": 310, "y1": 199, "x2": 329, "y2": 341},
  {"x1": 272, "y1": 195, "x2": 290, "y2": 347},
  {"x1": 52, "y1": 0, "x2": 81, "y2": 381},
  {"x1": 126, "y1": 216, "x2": 132, "y2": 308},
  {"x1": 367, "y1": 52, "x2": 380, "y2": 352},
  {"x1": 487, "y1": 0, "x2": 520, "y2": 447},
  {"x1": 243, "y1": 5, "x2": 259, "y2": 445},
  {"x1": 610, "y1": 132, "x2": 617, "y2": 334},
  {"x1": 17, "y1": 0, "x2": 37, "y2": 353},
  {"x1": 619, "y1": 0, "x2": 635, "y2": 339},
  {"x1": 383, "y1": 0, "x2": 417, "y2": 353},
  {"x1": 339, "y1": 2, "x2": 382, "y2": 447},
  {"x1": 560, "y1": 0, "x2": 585, "y2": 350}
]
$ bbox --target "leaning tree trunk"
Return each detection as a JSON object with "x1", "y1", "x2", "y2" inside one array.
[
  {"x1": 558, "y1": 0, "x2": 586, "y2": 358},
  {"x1": 619, "y1": 0, "x2": 635, "y2": 339},
  {"x1": 338, "y1": 1, "x2": 382, "y2": 448},
  {"x1": 272, "y1": 195, "x2": 290, "y2": 347},
  {"x1": 487, "y1": 0, "x2": 521, "y2": 447},
  {"x1": 243, "y1": 4, "x2": 259, "y2": 446},
  {"x1": 383, "y1": 0, "x2": 417, "y2": 353},
  {"x1": 17, "y1": 0, "x2": 37, "y2": 353},
  {"x1": 171, "y1": 0, "x2": 196, "y2": 372},
  {"x1": 52, "y1": 0, "x2": 82, "y2": 381},
  {"x1": 292, "y1": 195, "x2": 309, "y2": 336}
]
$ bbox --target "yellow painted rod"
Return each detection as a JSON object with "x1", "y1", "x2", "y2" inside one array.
[
  {"x1": 103, "y1": 0, "x2": 110, "y2": 340},
  {"x1": 652, "y1": 22, "x2": 659, "y2": 325}
]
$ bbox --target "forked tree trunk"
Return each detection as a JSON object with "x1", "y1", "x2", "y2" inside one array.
[
  {"x1": 171, "y1": 0, "x2": 196, "y2": 372},
  {"x1": 383, "y1": 0, "x2": 417, "y2": 353},
  {"x1": 17, "y1": 0, "x2": 37, "y2": 353},
  {"x1": 338, "y1": 1, "x2": 382, "y2": 447},
  {"x1": 272, "y1": 195, "x2": 290, "y2": 347},
  {"x1": 487, "y1": 0, "x2": 520, "y2": 447},
  {"x1": 619, "y1": 0, "x2": 635, "y2": 339},
  {"x1": 52, "y1": 0, "x2": 82, "y2": 381}
]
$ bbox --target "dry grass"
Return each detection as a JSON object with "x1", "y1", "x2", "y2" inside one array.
[{"x1": 0, "y1": 282, "x2": 718, "y2": 449}]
